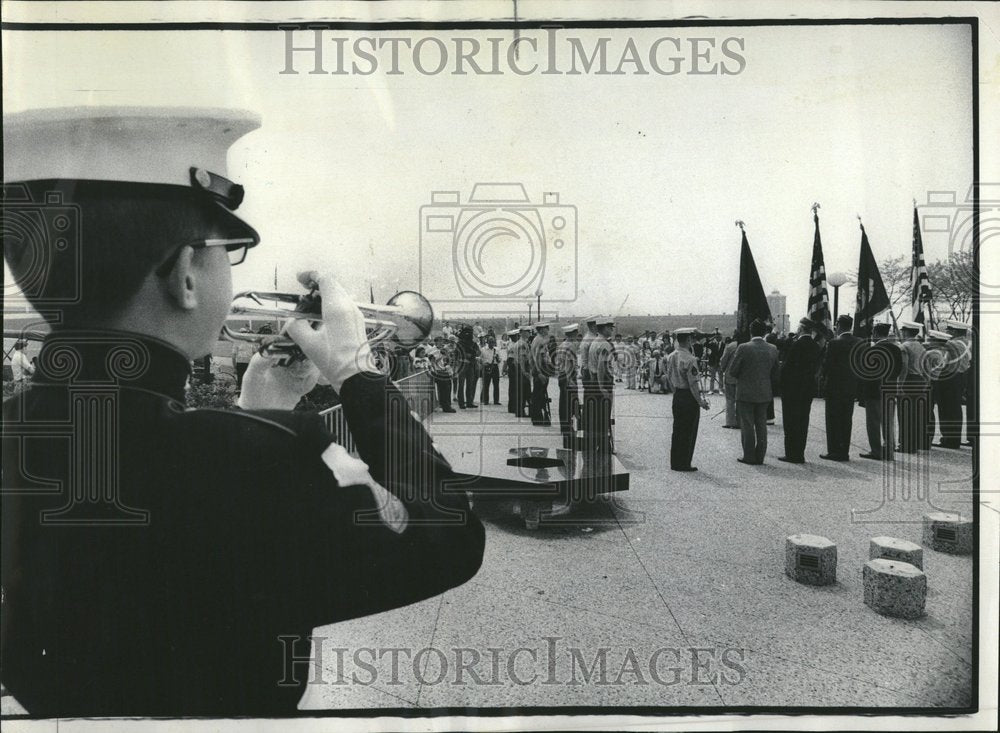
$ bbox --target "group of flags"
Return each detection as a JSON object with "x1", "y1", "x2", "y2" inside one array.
[{"x1": 737, "y1": 204, "x2": 933, "y2": 340}]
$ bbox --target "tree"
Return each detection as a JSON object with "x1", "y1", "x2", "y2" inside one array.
[{"x1": 928, "y1": 250, "x2": 975, "y2": 322}]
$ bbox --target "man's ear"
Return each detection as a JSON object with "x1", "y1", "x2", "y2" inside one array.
[{"x1": 164, "y1": 245, "x2": 198, "y2": 310}]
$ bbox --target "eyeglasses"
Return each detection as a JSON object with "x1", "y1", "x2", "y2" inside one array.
[{"x1": 155, "y1": 237, "x2": 256, "y2": 277}]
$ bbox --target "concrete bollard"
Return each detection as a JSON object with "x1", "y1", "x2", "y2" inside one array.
[
  {"x1": 863, "y1": 559, "x2": 927, "y2": 619},
  {"x1": 921, "y1": 513, "x2": 973, "y2": 555},
  {"x1": 785, "y1": 534, "x2": 837, "y2": 585},
  {"x1": 869, "y1": 536, "x2": 923, "y2": 569}
]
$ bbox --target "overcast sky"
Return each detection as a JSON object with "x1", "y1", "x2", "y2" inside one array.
[{"x1": 3, "y1": 23, "x2": 973, "y2": 323}]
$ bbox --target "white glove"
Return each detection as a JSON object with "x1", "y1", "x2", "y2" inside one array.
[
  {"x1": 237, "y1": 352, "x2": 320, "y2": 410},
  {"x1": 285, "y1": 271, "x2": 380, "y2": 392}
]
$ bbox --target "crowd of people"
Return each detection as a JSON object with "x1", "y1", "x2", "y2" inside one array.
[{"x1": 409, "y1": 312, "x2": 975, "y2": 474}]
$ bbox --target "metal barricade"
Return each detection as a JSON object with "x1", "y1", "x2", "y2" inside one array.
[{"x1": 317, "y1": 370, "x2": 435, "y2": 454}]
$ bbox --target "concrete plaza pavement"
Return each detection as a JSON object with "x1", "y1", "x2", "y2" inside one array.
[
  {"x1": 301, "y1": 378, "x2": 976, "y2": 711},
  {"x1": 1, "y1": 380, "x2": 975, "y2": 716}
]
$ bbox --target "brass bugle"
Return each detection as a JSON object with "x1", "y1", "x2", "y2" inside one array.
[{"x1": 221, "y1": 289, "x2": 434, "y2": 357}]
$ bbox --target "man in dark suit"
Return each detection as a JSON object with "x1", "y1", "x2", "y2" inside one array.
[
  {"x1": 857, "y1": 322, "x2": 903, "y2": 460},
  {"x1": 727, "y1": 319, "x2": 779, "y2": 465},
  {"x1": 819, "y1": 314, "x2": 862, "y2": 461},
  {"x1": 779, "y1": 318, "x2": 825, "y2": 463}
]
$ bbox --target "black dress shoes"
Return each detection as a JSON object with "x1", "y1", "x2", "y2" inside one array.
[
  {"x1": 778, "y1": 456, "x2": 804, "y2": 464},
  {"x1": 820, "y1": 454, "x2": 848, "y2": 462}
]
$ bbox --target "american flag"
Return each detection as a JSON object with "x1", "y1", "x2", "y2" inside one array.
[
  {"x1": 807, "y1": 206, "x2": 832, "y2": 333},
  {"x1": 910, "y1": 205, "x2": 933, "y2": 323}
]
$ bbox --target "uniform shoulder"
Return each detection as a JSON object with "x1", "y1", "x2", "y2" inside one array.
[{"x1": 177, "y1": 406, "x2": 328, "y2": 443}]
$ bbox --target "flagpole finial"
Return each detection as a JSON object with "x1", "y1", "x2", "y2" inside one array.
[
  {"x1": 811, "y1": 202, "x2": 821, "y2": 215},
  {"x1": 857, "y1": 214, "x2": 863, "y2": 230},
  {"x1": 735, "y1": 219, "x2": 745, "y2": 231},
  {"x1": 913, "y1": 197, "x2": 917, "y2": 208}
]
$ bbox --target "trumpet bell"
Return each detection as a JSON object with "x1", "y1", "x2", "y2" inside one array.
[{"x1": 383, "y1": 290, "x2": 434, "y2": 348}]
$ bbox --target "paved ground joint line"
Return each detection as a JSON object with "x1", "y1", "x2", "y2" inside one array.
[{"x1": 414, "y1": 594, "x2": 445, "y2": 708}]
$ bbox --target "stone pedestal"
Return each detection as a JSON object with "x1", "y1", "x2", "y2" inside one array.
[
  {"x1": 863, "y1": 559, "x2": 927, "y2": 619},
  {"x1": 785, "y1": 534, "x2": 837, "y2": 585},
  {"x1": 922, "y1": 513, "x2": 973, "y2": 555},
  {"x1": 869, "y1": 536, "x2": 923, "y2": 569}
]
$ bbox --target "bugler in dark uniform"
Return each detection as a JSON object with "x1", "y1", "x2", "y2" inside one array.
[
  {"x1": 818, "y1": 314, "x2": 862, "y2": 461},
  {"x1": 0, "y1": 108, "x2": 485, "y2": 717},
  {"x1": 778, "y1": 318, "x2": 826, "y2": 464},
  {"x1": 587, "y1": 318, "x2": 616, "y2": 453}
]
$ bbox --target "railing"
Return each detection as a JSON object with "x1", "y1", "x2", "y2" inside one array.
[{"x1": 318, "y1": 370, "x2": 436, "y2": 453}]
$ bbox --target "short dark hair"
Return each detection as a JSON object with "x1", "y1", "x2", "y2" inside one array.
[
  {"x1": 837, "y1": 314, "x2": 854, "y2": 331},
  {"x1": 749, "y1": 319, "x2": 767, "y2": 337},
  {"x1": 872, "y1": 322, "x2": 891, "y2": 337}
]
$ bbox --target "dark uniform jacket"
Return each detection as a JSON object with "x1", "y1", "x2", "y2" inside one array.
[
  {"x1": 819, "y1": 333, "x2": 862, "y2": 399},
  {"x1": 1, "y1": 331, "x2": 485, "y2": 717},
  {"x1": 780, "y1": 334, "x2": 822, "y2": 400},
  {"x1": 856, "y1": 339, "x2": 904, "y2": 401}
]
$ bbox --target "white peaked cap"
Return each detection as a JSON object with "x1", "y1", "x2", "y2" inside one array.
[
  {"x1": 3, "y1": 106, "x2": 261, "y2": 187},
  {"x1": 926, "y1": 330, "x2": 952, "y2": 341},
  {"x1": 899, "y1": 321, "x2": 923, "y2": 332}
]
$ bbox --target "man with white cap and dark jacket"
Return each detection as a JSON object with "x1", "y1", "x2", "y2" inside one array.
[{"x1": 1, "y1": 107, "x2": 484, "y2": 717}]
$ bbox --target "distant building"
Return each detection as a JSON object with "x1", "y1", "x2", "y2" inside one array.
[{"x1": 766, "y1": 290, "x2": 790, "y2": 334}]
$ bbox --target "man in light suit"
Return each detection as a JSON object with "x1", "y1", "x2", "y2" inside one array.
[
  {"x1": 819, "y1": 314, "x2": 862, "y2": 461},
  {"x1": 727, "y1": 319, "x2": 780, "y2": 465}
]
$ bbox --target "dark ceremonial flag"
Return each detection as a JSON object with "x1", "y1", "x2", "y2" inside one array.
[
  {"x1": 736, "y1": 226, "x2": 772, "y2": 340},
  {"x1": 853, "y1": 223, "x2": 890, "y2": 337}
]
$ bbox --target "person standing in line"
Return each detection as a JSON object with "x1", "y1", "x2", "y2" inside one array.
[
  {"x1": 857, "y1": 322, "x2": 903, "y2": 460},
  {"x1": 719, "y1": 332, "x2": 740, "y2": 429},
  {"x1": 943, "y1": 320, "x2": 974, "y2": 446},
  {"x1": 556, "y1": 324, "x2": 582, "y2": 439},
  {"x1": 706, "y1": 332, "x2": 724, "y2": 394},
  {"x1": 455, "y1": 326, "x2": 480, "y2": 409},
  {"x1": 726, "y1": 319, "x2": 779, "y2": 465},
  {"x1": 430, "y1": 343, "x2": 457, "y2": 413},
  {"x1": 896, "y1": 321, "x2": 929, "y2": 453},
  {"x1": 506, "y1": 329, "x2": 522, "y2": 416},
  {"x1": 664, "y1": 328, "x2": 711, "y2": 471},
  {"x1": 589, "y1": 318, "x2": 616, "y2": 453},
  {"x1": 517, "y1": 325, "x2": 534, "y2": 417},
  {"x1": 926, "y1": 329, "x2": 963, "y2": 449},
  {"x1": 498, "y1": 333, "x2": 509, "y2": 377},
  {"x1": 578, "y1": 316, "x2": 599, "y2": 443},
  {"x1": 529, "y1": 322, "x2": 553, "y2": 426},
  {"x1": 778, "y1": 318, "x2": 825, "y2": 464},
  {"x1": 480, "y1": 337, "x2": 500, "y2": 406},
  {"x1": 818, "y1": 314, "x2": 861, "y2": 462},
  {"x1": 623, "y1": 336, "x2": 639, "y2": 389}
]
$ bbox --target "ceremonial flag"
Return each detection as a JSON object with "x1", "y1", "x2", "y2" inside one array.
[
  {"x1": 736, "y1": 227, "x2": 771, "y2": 340},
  {"x1": 910, "y1": 205, "x2": 933, "y2": 324},
  {"x1": 807, "y1": 208, "x2": 832, "y2": 333},
  {"x1": 853, "y1": 223, "x2": 890, "y2": 337}
]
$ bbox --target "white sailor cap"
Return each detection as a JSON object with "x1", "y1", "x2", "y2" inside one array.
[
  {"x1": 3, "y1": 106, "x2": 262, "y2": 310},
  {"x1": 926, "y1": 330, "x2": 952, "y2": 341},
  {"x1": 585, "y1": 315, "x2": 601, "y2": 324},
  {"x1": 595, "y1": 317, "x2": 615, "y2": 327},
  {"x1": 534, "y1": 321, "x2": 553, "y2": 330},
  {"x1": 899, "y1": 321, "x2": 924, "y2": 332},
  {"x1": 4, "y1": 106, "x2": 260, "y2": 202},
  {"x1": 506, "y1": 329, "x2": 519, "y2": 336},
  {"x1": 673, "y1": 327, "x2": 697, "y2": 336},
  {"x1": 561, "y1": 324, "x2": 580, "y2": 334},
  {"x1": 942, "y1": 319, "x2": 971, "y2": 332},
  {"x1": 519, "y1": 325, "x2": 533, "y2": 333}
]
